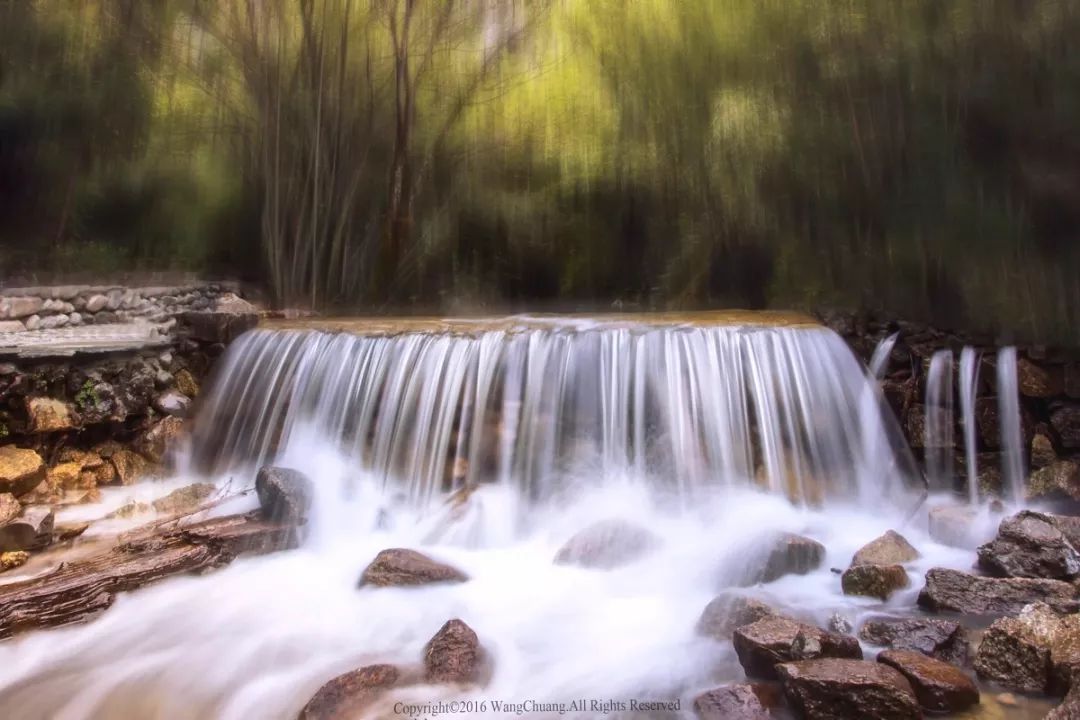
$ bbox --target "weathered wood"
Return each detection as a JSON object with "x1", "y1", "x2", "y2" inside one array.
[{"x1": 0, "y1": 512, "x2": 298, "y2": 639}]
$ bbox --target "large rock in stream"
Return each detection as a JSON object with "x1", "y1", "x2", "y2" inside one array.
[
  {"x1": 0, "y1": 446, "x2": 45, "y2": 497},
  {"x1": 917, "y1": 568, "x2": 1078, "y2": 615},
  {"x1": 359, "y1": 548, "x2": 468, "y2": 587},
  {"x1": 424, "y1": 618, "x2": 487, "y2": 685},
  {"x1": 696, "y1": 593, "x2": 779, "y2": 641},
  {"x1": 255, "y1": 466, "x2": 313, "y2": 523},
  {"x1": 776, "y1": 658, "x2": 921, "y2": 720},
  {"x1": 877, "y1": 649, "x2": 979, "y2": 713},
  {"x1": 733, "y1": 616, "x2": 862, "y2": 680},
  {"x1": 692, "y1": 684, "x2": 778, "y2": 720},
  {"x1": 756, "y1": 532, "x2": 825, "y2": 583},
  {"x1": 858, "y1": 616, "x2": 969, "y2": 665},
  {"x1": 299, "y1": 664, "x2": 401, "y2": 720},
  {"x1": 977, "y1": 510, "x2": 1080, "y2": 580},
  {"x1": 0, "y1": 507, "x2": 54, "y2": 552},
  {"x1": 850, "y1": 530, "x2": 920, "y2": 567},
  {"x1": 974, "y1": 602, "x2": 1080, "y2": 695},
  {"x1": 841, "y1": 564, "x2": 910, "y2": 600},
  {"x1": 553, "y1": 519, "x2": 659, "y2": 569}
]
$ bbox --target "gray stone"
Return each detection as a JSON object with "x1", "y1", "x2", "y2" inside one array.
[
  {"x1": 0, "y1": 507, "x2": 54, "y2": 552},
  {"x1": 917, "y1": 567, "x2": 1078, "y2": 616},
  {"x1": 776, "y1": 659, "x2": 920, "y2": 720},
  {"x1": 24, "y1": 315, "x2": 41, "y2": 331},
  {"x1": 0, "y1": 321, "x2": 26, "y2": 333},
  {"x1": 554, "y1": 519, "x2": 659, "y2": 569},
  {"x1": 255, "y1": 466, "x2": 313, "y2": 523},
  {"x1": 977, "y1": 510, "x2": 1080, "y2": 580},
  {"x1": 858, "y1": 616, "x2": 969, "y2": 665},
  {"x1": 153, "y1": 390, "x2": 192, "y2": 417},
  {"x1": 2, "y1": 297, "x2": 44, "y2": 320},
  {"x1": 84, "y1": 294, "x2": 109, "y2": 313}
]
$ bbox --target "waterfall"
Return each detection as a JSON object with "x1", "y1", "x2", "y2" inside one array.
[
  {"x1": 923, "y1": 350, "x2": 955, "y2": 491},
  {"x1": 997, "y1": 347, "x2": 1026, "y2": 502},
  {"x1": 958, "y1": 347, "x2": 982, "y2": 503},
  {"x1": 868, "y1": 332, "x2": 899, "y2": 380},
  {"x1": 189, "y1": 319, "x2": 921, "y2": 510}
]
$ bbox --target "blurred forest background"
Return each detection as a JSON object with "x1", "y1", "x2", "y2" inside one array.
[{"x1": 1, "y1": 1, "x2": 1079, "y2": 340}]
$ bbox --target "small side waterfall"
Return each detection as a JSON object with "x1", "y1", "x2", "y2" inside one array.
[
  {"x1": 189, "y1": 319, "x2": 921, "y2": 510},
  {"x1": 998, "y1": 347, "x2": 1026, "y2": 502},
  {"x1": 958, "y1": 347, "x2": 982, "y2": 504},
  {"x1": 923, "y1": 350, "x2": 955, "y2": 490},
  {"x1": 868, "y1": 332, "x2": 899, "y2": 380}
]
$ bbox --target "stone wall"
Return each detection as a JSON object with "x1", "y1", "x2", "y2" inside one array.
[{"x1": 820, "y1": 310, "x2": 1080, "y2": 503}]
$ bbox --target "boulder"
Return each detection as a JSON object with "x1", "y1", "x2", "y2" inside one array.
[
  {"x1": 84, "y1": 294, "x2": 109, "y2": 313},
  {"x1": 776, "y1": 659, "x2": 920, "y2": 720},
  {"x1": 1017, "y1": 357, "x2": 1064, "y2": 398},
  {"x1": 0, "y1": 446, "x2": 46, "y2": 497},
  {"x1": 0, "y1": 550, "x2": 29, "y2": 572},
  {"x1": 299, "y1": 664, "x2": 400, "y2": 720},
  {"x1": 692, "y1": 684, "x2": 775, "y2": 720},
  {"x1": 110, "y1": 449, "x2": 154, "y2": 485},
  {"x1": 424, "y1": 619, "x2": 486, "y2": 684},
  {"x1": 858, "y1": 616, "x2": 969, "y2": 665},
  {"x1": 1029, "y1": 461, "x2": 1080, "y2": 502},
  {"x1": 918, "y1": 568, "x2": 1078, "y2": 616},
  {"x1": 25, "y1": 397, "x2": 78, "y2": 433},
  {"x1": 1052, "y1": 406, "x2": 1080, "y2": 449},
  {"x1": 759, "y1": 532, "x2": 825, "y2": 582},
  {"x1": 1031, "y1": 433, "x2": 1059, "y2": 469},
  {"x1": 47, "y1": 462, "x2": 95, "y2": 491},
  {"x1": 0, "y1": 493, "x2": 20, "y2": 525},
  {"x1": 1, "y1": 296, "x2": 44, "y2": 320},
  {"x1": 977, "y1": 510, "x2": 1080, "y2": 580},
  {"x1": 174, "y1": 370, "x2": 200, "y2": 399},
  {"x1": 0, "y1": 321, "x2": 25, "y2": 333},
  {"x1": 927, "y1": 504, "x2": 980, "y2": 549},
  {"x1": 0, "y1": 507, "x2": 54, "y2": 552},
  {"x1": 974, "y1": 602, "x2": 1080, "y2": 695},
  {"x1": 851, "y1": 531, "x2": 919, "y2": 567},
  {"x1": 733, "y1": 616, "x2": 862, "y2": 680},
  {"x1": 151, "y1": 483, "x2": 216, "y2": 515},
  {"x1": 152, "y1": 390, "x2": 192, "y2": 418},
  {"x1": 55, "y1": 521, "x2": 90, "y2": 542},
  {"x1": 553, "y1": 519, "x2": 659, "y2": 569},
  {"x1": 1048, "y1": 684, "x2": 1080, "y2": 720},
  {"x1": 179, "y1": 310, "x2": 258, "y2": 344},
  {"x1": 841, "y1": 564, "x2": 910, "y2": 600},
  {"x1": 134, "y1": 416, "x2": 186, "y2": 464},
  {"x1": 255, "y1": 466, "x2": 313, "y2": 523},
  {"x1": 878, "y1": 649, "x2": 979, "y2": 713},
  {"x1": 359, "y1": 548, "x2": 468, "y2": 587},
  {"x1": 696, "y1": 593, "x2": 778, "y2": 641}
]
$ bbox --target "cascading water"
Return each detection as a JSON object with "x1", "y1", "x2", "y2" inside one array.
[
  {"x1": 958, "y1": 347, "x2": 982, "y2": 504},
  {"x1": 868, "y1": 332, "x2": 899, "y2": 380},
  {"x1": 997, "y1": 347, "x2": 1026, "y2": 503},
  {"x1": 0, "y1": 315, "x2": 987, "y2": 720},
  {"x1": 923, "y1": 350, "x2": 955, "y2": 491}
]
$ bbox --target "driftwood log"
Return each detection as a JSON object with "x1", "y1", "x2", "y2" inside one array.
[{"x1": 0, "y1": 512, "x2": 298, "y2": 639}]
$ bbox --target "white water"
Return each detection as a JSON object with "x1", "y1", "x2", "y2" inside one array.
[
  {"x1": 958, "y1": 347, "x2": 982, "y2": 504},
  {"x1": 0, "y1": 318, "x2": 1015, "y2": 719},
  {"x1": 998, "y1": 347, "x2": 1026, "y2": 503},
  {"x1": 868, "y1": 332, "x2": 899, "y2": 380},
  {"x1": 923, "y1": 350, "x2": 955, "y2": 491}
]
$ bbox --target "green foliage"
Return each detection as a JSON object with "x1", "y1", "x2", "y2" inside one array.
[{"x1": 75, "y1": 381, "x2": 100, "y2": 412}]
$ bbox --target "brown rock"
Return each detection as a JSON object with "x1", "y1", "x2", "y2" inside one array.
[
  {"x1": 974, "y1": 602, "x2": 1080, "y2": 695},
  {"x1": 553, "y1": 519, "x2": 659, "y2": 569},
  {"x1": 851, "y1": 530, "x2": 920, "y2": 566},
  {"x1": 0, "y1": 446, "x2": 46, "y2": 497},
  {"x1": 1017, "y1": 358, "x2": 1064, "y2": 398},
  {"x1": 174, "y1": 370, "x2": 200, "y2": 399},
  {"x1": 878, "y1": 649, "x2": 979, "y2": 713},
  {"x1": 110, "y1": 449, "x2": 154, "y2": 485},
  {"x1": 106, "y1": 501, "x2": 152, "y2": 519},
  {"x1": 977, "y1": 510, "x2": 1080, "y2": 580},
  {"x1": 179, "y1": 310, "x2": 258, "y2": 344},
  {"x1": 759, "y1": 532, "x2": 825, "y2": 582},
  {"x1": 135, "y1": 416, "x2": 186, "y2": 464},
  {"x1": 841, "y1": 564, "x2": 910, "y2": 600},
  {"x1": 733, "y1": 616, "x2": 862, "y2": 680},
  {"x1": 56, "y1": 448, "x2": 106, "y2": 470},
  {"x1": 88, "y1": 461, "x2": 118, "y2": 486},
  {"x1": 696, "y1": 593, "x2": 778, "y2": 641},
  {"x1": 693, "y1": 684, "x2": 774, "y2": 720},
  {"x1": 1048, "y1": 684, "x2": 1080, "y2": 720},
  {"x1": 1029, "y1": 461, "x2": 1080, "y2": 502},
  {"x1": 55, "y1": 521, "x2": 90, "y2": 541},
  {"x1": 359, "y1": 548, "x2": 468, "y2": 587},
  {"x1": 1032, "y1": 433, "x2": 1059, "y2": 469},
  {"x1": 0, "y1": 493, "x2": 20, "y2": 525},
  {"x1": 0, "y1": 507, "x2": 54, "y2": 552},
  {"x1": 917, "y1": 567, "x2": 1078, "y2": 616},
  {"x1": 151, "y1": 483, "x2": 216, "y2": 515},
  {"x1": 1053, "y1": 406, "x2": 1080, "y2": 449},
  {"x1": 776, "y1": 658, "x2": 920, "y2": 720},
  {"x1": 0, "y1": 550, "x2": 29, "y2": 572},
  {"x1": 858, "y1": 616, "x2": 969, "y2": 665},
  {"x1": 424, "y1": 618, "x2": 486, "y2": 684},
  {"x1": 25, "y1": 397, "x2": 78, "y2": 433},
  {"x1": 907, "y1": 405, "x2": 953, "y2": 448},
  {"x1": 299, "y1": 664, "x2": 400, "y2": 720},
  {"x1": 47, "y1": 461, "x2": 96, "y2": 491}
]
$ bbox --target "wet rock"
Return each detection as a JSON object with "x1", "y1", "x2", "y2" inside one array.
[
  {"x1": 1032, "y1": 433, "x2": 1059, "y2": 469},
  {"x1": 918, "y1": 568, "x2": 1078, "y2": 616},
  {"x1": 1048, "y1": 684, "x2": 1080, "y2": 719},
  {"x1": 692, "y1": 684, "x2": 774, "y2": 720},
  {"x1": 179, "y1": 310, "x2": 258, "y2": 344},
  {"x1": 776, "y1": 658, "x2": 920, "y2": 720},
  {"x1": 152, "y1": 390, "x2": 192, "y2": 417},
  {"x1": 424, "y1": 618, "x2": 486, "y2": 684},
  {"x1": 842, "y1": 564, "x2": 910, "y2": 600},
  {"x1": 976, "y1": 396, "x2": 1001, "y2": 448},
  {"x1": 977, "y1": 510, "x2": 1080, "y2": 580},
  {"x1": 927, "y1": 504, "x2": 981, "y2": 549},
  {"x1": 0, "y1": 446, "x2": 46, "y2": 497},
  {"x1": 0, "y1": 550, "x2": 29, "y2": 572},
  {"x1": 359, "y1": 548, "x2": 468, "y2": 587},
  {"x1": 299, "y1": 664, "x2": 400, "y2": 720},
  {"x1": 696, "y1": 593, "x2": 778, "y2": 641},
  {"x1": 174, "y1": 369, "x2": 200, "y2": 398},
  {"x1": 858, "y1": 616, "x2": 969, "y2": 665},
  {"x1": 851, "y1": 530, "x2": 919, "y2": 566},
  {"x1": 553, "y1": 519, "x2": 659, "y2": 569},
  {"x1": 827, "y1": 612, "x2": 853, "y2": 635},
  {"x1": 878, "y1": 649, "x2": 979, "y2": 713},
  {"x1": 1052, "y1": 406, "x2": 1080, "y2": 449},
  {"x1": 151, "y1": 483, "x2": 216, "y2": 515},
  {"x1": 25, "y1": 397, "x2": 78, "y2": 433},
  {"x1": 1030, "y1": 461, "x2": 1080, "y2": 502},
  {"x1": 134, "y1": 416, "x2": 186, "y2": 464},
  {"x1": 47, "y1": 461, "x2": 95, "y2": 491},
  {"x1": 106, "y1": 501, "x2": 152, "y2": 519},
  {"x1": 255, "y1": 466, "x2": 313, "y2": 523},
  {"x1": 907, "y1": 404, "x2": 953, "y2": 448},
  {"x1": 110, "y1": 449, "x2": 154, "y2": 485},
  {"x1": 733, "y1": 616, "x2": 862, "y2": 680},
  {"x1": 974, "y1": 602, "x2": 1080, "y2": 695},
  {"x1": 1017, "y1": 357, "x2": 1064, "y2": 398},
  {"x1": 0, "y1": 507, "x2": 54, "y2": 552},
  {"x1": 759, "y1": 532, "x2": 825, "y2": 582},
  {"x1": 54, "y1": 521, "x2": 90, "y2": 541},
  {"x1": 0, "y1": 493, "x2": 20, "y2": 525}
]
